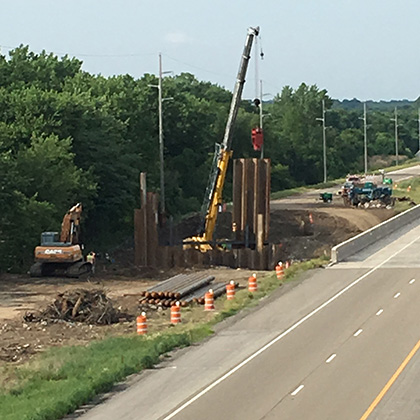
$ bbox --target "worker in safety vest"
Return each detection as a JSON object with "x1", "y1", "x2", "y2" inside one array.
[{"x1": 86, "y1": 251, "x2": 96, "y2": 274}]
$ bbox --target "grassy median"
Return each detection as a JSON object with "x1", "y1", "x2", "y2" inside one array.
[{"x1": 0, "y1": 257, "x2": 327, "y2": 420}]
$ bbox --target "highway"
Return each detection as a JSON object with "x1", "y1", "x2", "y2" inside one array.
[{"x1": 78, "y1": 219, "x2": 420, "y2": 420}]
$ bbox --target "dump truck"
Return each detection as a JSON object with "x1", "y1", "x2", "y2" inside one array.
[{"x1": 30, "y1": 203, "x2": 92, "y2": 278}]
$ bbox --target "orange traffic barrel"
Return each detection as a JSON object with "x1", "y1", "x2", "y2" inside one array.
[
  {"x1": 226, "y1": 281, "x2": 235, "y2": 300},
  {"x1": 276, "y1": 262, "x2": 284, "y2": 280},
  {"x1": 170, "y1": 301, "x2": 181, "y2": 324},
  {"x1": 136, "y1": 312, "x2": 147, "y2": 335},
  {"x1": 204, "y1": 289, "x2": 215, "y2": 311},
  {"x1": 248, "y1": 274, "x2": 257, "y2": 292}
]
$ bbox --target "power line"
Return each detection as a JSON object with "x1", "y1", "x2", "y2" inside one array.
[
  {"x1": 0, "y1": 44, "x2": 156, "y2": 58},
  {"x1": 162, "y1": 53, "x2": 233, "y2": 79}
]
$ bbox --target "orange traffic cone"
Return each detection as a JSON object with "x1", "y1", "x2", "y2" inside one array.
[
  {"x1": 226, "y1": 281, "x2": 235, "y2": 300},
  {"x1": 170, "y1": 301, "x2": 181, "y2": 324},
  {"x1": 136, "y1": 312, "x2": 147, "y2": 335},
  {"x1": 248, "y1": 273, "x2": 258, "y2": 292},
  {"x1": 276, "y1": 262, "x2": 284, "y2": 280},
  {"x1": 204, "y1": 289, "x2": 215, "y2": 311}
]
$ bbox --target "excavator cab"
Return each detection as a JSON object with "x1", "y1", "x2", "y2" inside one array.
[
  {"x1": 30, "y1": 204, "x2": 91, "y2": 278},
  {"x1": 40, "y1": 232, "x2": 62, "y2": 246}
]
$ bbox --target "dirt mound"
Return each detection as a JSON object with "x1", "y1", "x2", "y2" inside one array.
[{"x1": 268, "y1": 208, "x2": 395, "y2": 261}]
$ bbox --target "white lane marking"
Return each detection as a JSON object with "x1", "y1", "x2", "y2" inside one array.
[
  {"x1": 291, "y1": 385, "x2": 304, "y2": 396},
  {"x1": 161, "y1": 234, "x2": 420, "y2": 420},
  {"x1": 354, "y1": 329, "x2": 363, "y2": 337},
  {"x1": 376, "y1": 309, "x2": 384, "y2": 316},
  {"x1": 394, "y1": 292, "x2": 401, "y2": 299},
  {"x1": 326, "y1": 354, "x2": 337, "y2": 363},
  {"x1": 409, "y1": 279, "x2": 415, "y2": 285}
]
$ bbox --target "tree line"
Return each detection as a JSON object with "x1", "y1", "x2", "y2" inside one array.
[{"x1": 0, "y1": 46, "x2": 419, "y2": 272}]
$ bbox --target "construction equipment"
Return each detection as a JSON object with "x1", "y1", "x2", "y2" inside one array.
[
  {"x1": 319, "y1": 192, "x2": 333, "y2": 203},
  {"x1": 342, "y1": 182, "x2": 394, "y2": 207},
  {"x1": 30, "y1": 203, "x2": 92, "y2": 277},
  {"x1": 184, "y1": 26, "x2": 260, "y2": 251}
]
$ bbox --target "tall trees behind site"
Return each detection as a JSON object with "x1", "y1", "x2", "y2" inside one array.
[{"x1": 0, "y1": 46, "x2": 419, "y2": 272}]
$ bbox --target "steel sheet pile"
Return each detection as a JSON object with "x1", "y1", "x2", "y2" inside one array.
[{"x1": 140, "y1": 273, "x2": 232, "y2": 307}]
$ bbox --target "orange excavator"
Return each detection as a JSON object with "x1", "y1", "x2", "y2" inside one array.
[{"x1": 30, "y1": 203, "x2": 92, "y2": 278}]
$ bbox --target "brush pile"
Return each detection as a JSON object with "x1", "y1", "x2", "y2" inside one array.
[{"x1": 24, "y1": 289, "x2": 128, "y2": 325}]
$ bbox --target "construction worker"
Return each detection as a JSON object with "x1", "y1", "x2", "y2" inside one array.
[{"x1": 86, "y1": 251, "x2": 96, "y2": 274}]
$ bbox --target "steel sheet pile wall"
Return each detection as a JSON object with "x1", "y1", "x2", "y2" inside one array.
[
  {"x1": 233, "y1": 158, "x2": 271, "y2": 247},
  {"x1": 134, "y1": 192, "x2": 159, "y2": 267},
  {"x1": 134, "y1": 160, "x2": 277, "y2": 270},
  {"x1": 155, "y1": 244, "x2": 282, "y2": 271},
  {"x1": 134, "y1": 173, "x2": 159, "y2": 267}
]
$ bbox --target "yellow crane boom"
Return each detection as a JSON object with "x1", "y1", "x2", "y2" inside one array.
[{"x1": 184, "y1": 26, "x2": 259, "y2": 251}]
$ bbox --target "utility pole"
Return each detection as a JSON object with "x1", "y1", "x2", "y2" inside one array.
[
  {"x1": 359, "y1": 102, "x2": 368, "y2": 174},
  {"x1": 316, "y1": 99, "x2": 327, "y2": 183},
  {"x1": 390, "y1": 107, "x2": 399, "y2": 166},
  {"x1": 149, "y1": 54, "x2": 172, "y2": 214},
  {"x1": 158, "y1": 53, "x2": 165, "y2": 214},
  {"x1": 259, "y1": 79, "x2": 264, "y2": 159}
]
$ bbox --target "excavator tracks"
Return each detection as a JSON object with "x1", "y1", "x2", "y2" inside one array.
[{"x1": 29, "y1": 261, "x2": 92, "y2": 278}]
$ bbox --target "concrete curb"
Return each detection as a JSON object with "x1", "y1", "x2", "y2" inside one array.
[{"x1": 331, "y1": 204, "x2": 420, "y2": 264}]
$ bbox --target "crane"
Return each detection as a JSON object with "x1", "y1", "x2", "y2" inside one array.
[{"x1": 184, "y1": 26, "x2": 260, "y2": 251}]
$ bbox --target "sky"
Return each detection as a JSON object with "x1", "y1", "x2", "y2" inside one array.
[{"x1": 2, "y1": 0, "x2": 420, "y2": 101}]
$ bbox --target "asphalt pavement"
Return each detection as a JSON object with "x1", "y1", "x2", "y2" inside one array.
[{"x1": 77, "y1": 217, "x2": 420, "y2": 420}]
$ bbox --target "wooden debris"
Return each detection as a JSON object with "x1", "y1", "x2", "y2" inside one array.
[{"x1": 24, "y1": 289, "x2": 130, "y2": 325}]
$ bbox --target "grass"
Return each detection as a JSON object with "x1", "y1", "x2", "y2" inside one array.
[
  {"x1": 379, "y1": 158, "x2": 420, "y2": 173},
  {"x1": 0, "y1": 257, "x2": 328, "y2": 420},
  {"x1": 392, "y1": 176, "x2": 420, "y2": 213},
  {"x1": 0, "y1": 327, "x2": 212, "y2": 420},
  {"x1": 213, "y1": 257, "x2": 328, "y2": 323}
]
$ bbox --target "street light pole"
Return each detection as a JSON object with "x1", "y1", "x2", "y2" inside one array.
[
  {"x1": 391, "y1": 107, "x2": 399, "y2": 166},
  {"x1": 359, "y1": 102, "x2": 368, "y2": 174},
  {"x1": 316, "y1": 99, "x2": 327, "y2": 183}
]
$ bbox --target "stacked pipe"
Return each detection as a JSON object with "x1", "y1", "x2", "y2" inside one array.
[
  {"x1": 139, "y1": 273, "x2": 215, "y2": 307},
  {"x1": 184, "y1": 282, "x2": 229, "y2": 305}
]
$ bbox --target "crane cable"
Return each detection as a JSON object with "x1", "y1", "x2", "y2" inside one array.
[{"x1": 253, "y1": 34, "x2": 264, "y2": 108}]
